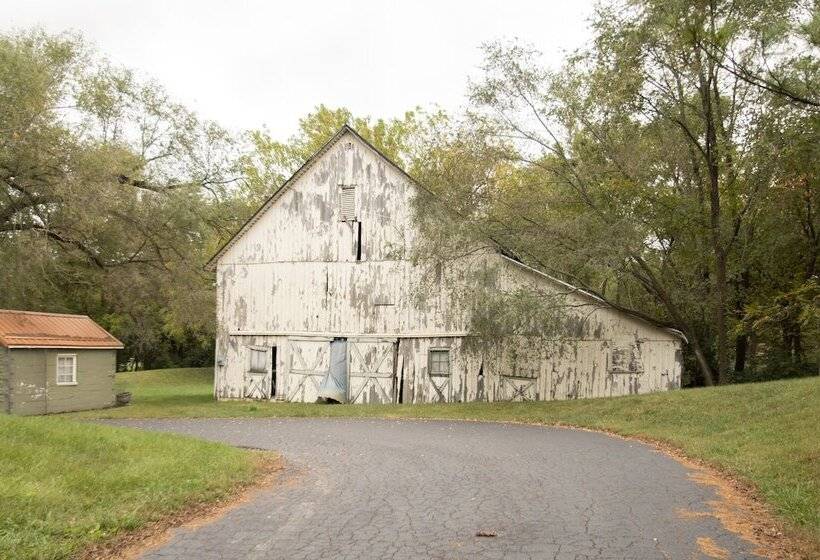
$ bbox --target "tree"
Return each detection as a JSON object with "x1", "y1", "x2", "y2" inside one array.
[
  {"x1": 412, "y1": 0, "x2": 819, "y2": 385},
  {"x1": 0, "y1": 30, "x2": 240, "y2": 366},
  {"x1": 0, "y1": 31, "x2": 434, "y2": 367},
  {"x1": 238, "y1": 105, "x2": 425, "y2": 208}
]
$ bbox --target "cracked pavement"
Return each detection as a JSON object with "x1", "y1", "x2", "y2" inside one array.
[{"x1": 104, "y1": 418, "x2": 762, "y2": 559}]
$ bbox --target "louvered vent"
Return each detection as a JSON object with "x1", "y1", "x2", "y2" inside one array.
[{"x1": 340, "y1": 186, "x2": 356, "y2": 221}]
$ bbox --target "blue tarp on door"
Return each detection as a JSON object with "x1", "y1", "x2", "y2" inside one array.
[{"x1": 318, "y1": 338, "x2": 348, "y2": 402}]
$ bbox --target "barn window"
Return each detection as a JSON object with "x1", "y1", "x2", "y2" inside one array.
[
  {"x1": 610, "y1": 344, "x2": 643, "y2": 374},
  {"x1": 248, "y1": 347, "x2": 268, "y2": 374},
  {"x1": 429, "y1": 349, "x2": 450, "y2": 377},
  {"x1": 339, "y1": 186, "x2": 356, "y2": 221},
  {"x1": 56, "y1": 354, "x2": 77, "y2": 385}
]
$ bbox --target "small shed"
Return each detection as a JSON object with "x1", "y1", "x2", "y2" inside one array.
[{"x1": 0, "y1": 310, "x2": 123, "y2": 415}]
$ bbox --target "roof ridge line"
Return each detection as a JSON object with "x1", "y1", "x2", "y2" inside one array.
[{"x1": 0, "y1": 309, "x2": 89, "y2": 318}]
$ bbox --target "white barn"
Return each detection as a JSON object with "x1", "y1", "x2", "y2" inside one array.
[{"x1": 206, "y1": 126, "x2": 684, "y2": 404}]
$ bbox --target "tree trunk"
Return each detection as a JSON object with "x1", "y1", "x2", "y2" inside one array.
[
  {"x1": 698, "y1": 30, "x2": 730, "y2": 384},
  {"x1": 628, "y1": 254, "x2": 716, "y2": 385},
  {"x1": 732, "y1": 270, "x2": 750, "y2": 375},
  {"x1": 712, "y1": 245, "x2": 729, "y2": 383},
  {"x1": 783, "y1": 320, "x2": 805, "y2": 364}
]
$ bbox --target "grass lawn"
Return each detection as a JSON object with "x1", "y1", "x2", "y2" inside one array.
[
  {"x1": 73, "y1": 367, "x2": 820, "y2": 543},
  {"x1": 0, "y1": 413, "x2": 271, "y2": 560}
]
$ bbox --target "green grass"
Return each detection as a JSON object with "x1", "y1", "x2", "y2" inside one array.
[
  {"x1": 0, "y1": 413, "x2": 268, "y2": 560},
  {"x1": 74, "y1": 367, "x2": 820, "y2": 541}
]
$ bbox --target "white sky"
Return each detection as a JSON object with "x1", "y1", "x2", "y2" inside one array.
[{"x1": 4, "y1": 0, "x2": 596, "y2": 136}]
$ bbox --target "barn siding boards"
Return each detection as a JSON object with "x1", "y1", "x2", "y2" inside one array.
[
  {"x1": 3, "y1": 349, "x2": 116, "y2": 415},
  {"x1": 213, "y1": 127, "x2": 683, "y2": 403}
]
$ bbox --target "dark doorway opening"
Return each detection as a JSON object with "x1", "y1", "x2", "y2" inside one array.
[
  {"x1": 356, "y1": 222, "x2": 363, "y2": 261},
  {"x1": 270, "y1": 346, "x2": 278, "y2": 399}
]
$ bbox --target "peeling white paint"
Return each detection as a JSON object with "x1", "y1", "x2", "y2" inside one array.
[{"x1": 213, "y1": 129, "x2": 683, "y2": 403}]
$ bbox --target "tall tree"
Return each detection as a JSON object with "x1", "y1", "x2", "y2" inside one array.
[
  {"x1": 238, "y1": 105, "x2": 425, "y2": 208},
  {"x1": 412, "y1": 0, "x2": 819, "y2": 385},
  {"x1": 0, "y1": 30, "x2": 240, "y2": 367}
]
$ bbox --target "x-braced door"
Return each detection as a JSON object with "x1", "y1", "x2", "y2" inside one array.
[
  {"x1": 285, "y1": 339, "x2": 330, "y2": 402},
  {"x1": 348, "y1": 339, "x2": 396, "y2": 404}
]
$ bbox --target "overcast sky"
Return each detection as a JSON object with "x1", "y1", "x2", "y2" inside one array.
[{"x1": 5, "y1": 0, "x2": 597, "y2": 137}]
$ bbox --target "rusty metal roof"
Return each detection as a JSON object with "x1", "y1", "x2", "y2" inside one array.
[{"x1": 0, "y1": 309, "x2": 124, "y2": 349}]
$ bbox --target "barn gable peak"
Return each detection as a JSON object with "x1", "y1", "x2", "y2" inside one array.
[{"x1": 205, "y1": 125, "x2": 413, "y2": 271}]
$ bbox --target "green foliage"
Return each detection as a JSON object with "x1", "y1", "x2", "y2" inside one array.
[
  {"x1": 239, "y1": 105, "x2": 428, "y2": 207},
  {"x1": 0, "y1": 412, "x2": 264, "y2": 560},
  {"x1": 410, "y1": 0, "x2": 820, "y2": 385},
  {"x1": 0, "y1": 29, "x2": 239, "y2": 368},
  {"x1": 72, "y1": 368, "x2": 820, "y2": 541},
  {"x1": 0, "y1": 31, "x2": 431, "y2": 370}
]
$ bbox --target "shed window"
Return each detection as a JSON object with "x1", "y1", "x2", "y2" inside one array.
[
  {"x1": 340, "y1": 186, "x2": 356, "y2": 221},
  {"x1": 249, "y1": 348, "x2": 268, "y2": 374},
  {"x1": 429, "y1": 349, "x2": 450, "y2": 377},
  {"x1": 56, "y1": 354, "x2": 77, "y2": 385}
]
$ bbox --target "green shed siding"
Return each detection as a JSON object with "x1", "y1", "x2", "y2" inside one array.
[
  {"x1": 5, "y1": 348, "x2": 116, "y2": 415},
  {"x1": 7, "y1": 349, "x2": 47, "y2": 415},
  {"x1": 0, "y1": 347, "x2": 9, "y2": 413},
  {"x1": 45, "y1": 350, "x2": 116, "y2": 413}
]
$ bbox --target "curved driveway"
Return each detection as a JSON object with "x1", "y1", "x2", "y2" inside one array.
[{"x1": 107, "y1": 418, "x2": 761, "y2": 559}]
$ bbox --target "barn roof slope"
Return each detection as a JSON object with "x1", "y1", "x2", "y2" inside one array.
[
  {"x1": 206, "y1": 125, "x2": 685, "y2": 341},
  {"x1": 0, "y1": 309, "x2": 124, "y2": 349}
]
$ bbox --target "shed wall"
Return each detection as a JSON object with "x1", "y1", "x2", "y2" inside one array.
[
  {"x1": 5, "y1": 349, "x2": 116, "y2": 415},
  {"x1": 8, "y1": 349, "x2": 47, "y2": 415},
  {"x1": 0, "y1": 347, "x2": 9, "y2": 413}
]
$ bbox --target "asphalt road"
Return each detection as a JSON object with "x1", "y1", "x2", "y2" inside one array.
[{"x1": 105, "y1": 418, "x2": 761, "y2": 559}]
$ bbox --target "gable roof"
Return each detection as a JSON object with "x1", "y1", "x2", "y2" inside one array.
[
  {"x1": 498, "y1": 256, "x2": 686, "y2": 341},
  {"x1": 0, "y1": 309, "x2": 124, "y2": 349},
  {"x1": 205, "y1": 125, "x2": 412, "y2": 271},
  {"x1": 206, "y1": 125, "x2": 685, "y2": 341}
]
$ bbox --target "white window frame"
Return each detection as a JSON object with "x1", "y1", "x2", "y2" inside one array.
[{"x1": 56, "y1": 354, "x2": 77, "y2": 385}]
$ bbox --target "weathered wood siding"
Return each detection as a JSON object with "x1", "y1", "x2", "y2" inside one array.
[
  {"x1": 394, "y1": 335, "x2": 681, "y2": 404},
  {"x1": 4, "y1": 349, "x2": 116, "y2": 415},
  {"x1": 214, "y1": 130, "x2": 683, "y2": 402}
]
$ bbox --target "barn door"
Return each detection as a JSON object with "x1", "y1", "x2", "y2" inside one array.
[
  {"x1": 244, "y1": 374, "x2": 269, "y2": 399},
  {"x1": 498, "y1": 375, "x2": 538, "y2": 401},
  {"x1": 284, "y1": 339, "x2": 330, "y2": 402},
  {"x1": 496, "y1": 343, "x2": 540, "y2": 401},
  {"x1": 244, "y1": 346, "x2": 271, "y2": 400},
  {"x1": 317, "y1": 338, "x2": 348, "y2": 403},
  {"x1": 348, "y1": 339, "x2": 396, "y2": 404}
]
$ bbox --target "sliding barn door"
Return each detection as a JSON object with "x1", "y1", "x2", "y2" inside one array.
[
  {"x1": 284, "y1": 339, "x2": 330, "y2": 403},
  {"x1": 348, "y1": 339, "x2": 396, "y2": 404}
]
